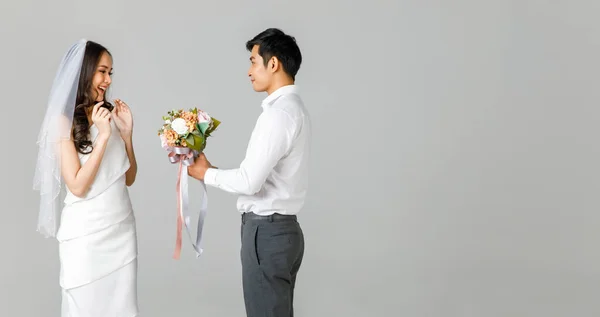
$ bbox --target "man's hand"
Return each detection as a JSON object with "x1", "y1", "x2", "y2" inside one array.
[{"x1": 188, "y1": 153, "x2": 213, "y2": 181}]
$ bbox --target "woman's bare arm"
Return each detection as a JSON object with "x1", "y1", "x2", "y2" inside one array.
[{"x1": 60, "y1": 102, "x2": 112, "y2": 197}]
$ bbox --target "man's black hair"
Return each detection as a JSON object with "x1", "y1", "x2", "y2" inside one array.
[{"x1": 246, "y1": 28, "x2": 302, "y2": 80}]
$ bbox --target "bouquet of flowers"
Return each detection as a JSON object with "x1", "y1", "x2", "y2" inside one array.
[
  {"x1": 158, "y1": 107, "x2": 220, "y2": 260},
  {"x1": 159, "y1": 108, "x2": 220, "y2": 162}
]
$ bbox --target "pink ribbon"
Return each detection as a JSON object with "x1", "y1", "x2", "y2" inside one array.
[
  {"x1": 168, "y1": 146, "x2": 196, "y2": 166},
  {"x1": 165, "y1": 146, "x2": 206, "y2": 260}
]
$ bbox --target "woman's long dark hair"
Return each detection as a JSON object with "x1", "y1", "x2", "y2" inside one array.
[{"x1": 72, "y1": 41, "x2": 114, "y2": 154}]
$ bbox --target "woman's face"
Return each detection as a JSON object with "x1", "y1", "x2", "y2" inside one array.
[{"x1": 91, "y1": 52, "x2": 113, "y2": 102}]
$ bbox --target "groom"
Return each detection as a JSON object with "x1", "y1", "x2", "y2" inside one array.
[{"x1": 188, "y1": 28, "x2": 310, "y2": 317}]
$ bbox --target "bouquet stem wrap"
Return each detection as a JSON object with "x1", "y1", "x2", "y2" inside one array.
[{"x1": 168, "y1": 146, "x2": 207, "y2": 260}]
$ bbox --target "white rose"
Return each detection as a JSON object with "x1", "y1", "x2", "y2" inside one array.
[
  {"x1": 165, "y1": 119, "x2": 171, "y2": 124},
  {"x1": 170, "y1": 118, "x2": 189, "y2": 135}
]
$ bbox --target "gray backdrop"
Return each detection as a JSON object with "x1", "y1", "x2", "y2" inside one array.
[{"x1": 2, "y1": 0, "x2": 600, "y2": 316}]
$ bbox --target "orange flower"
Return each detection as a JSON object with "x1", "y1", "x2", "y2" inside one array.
[
  {"x1": 181, "y1": 111, "x2": 198, "y2": 132},
  {"x1": 164, "y1": 129, "x2": 178, "y2": 146}
]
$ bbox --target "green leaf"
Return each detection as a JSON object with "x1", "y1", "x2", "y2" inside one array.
[
  {"x1": 187, "y1": 134, "x2": 205, "y2": 151},
  {"x1": 205, "y1": 118, "x2": 221, "y2": 136},
  {"x1": 185, "y1": 134, "x2": 195, "y2": 146},
  {"x1": 198, "y1": 122, "x2": 210, "y2": 135}
]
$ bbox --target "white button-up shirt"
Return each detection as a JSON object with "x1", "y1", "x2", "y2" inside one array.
[{"x1": 204, "y1": 85, "x2": 311, "y2": 216}]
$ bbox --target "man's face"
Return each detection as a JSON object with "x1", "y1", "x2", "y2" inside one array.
[{"x1": 247, "y1": 45, "x2": 272, "y2": 92}]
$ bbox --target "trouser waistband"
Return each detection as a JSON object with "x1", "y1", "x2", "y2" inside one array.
[{"x1": 241, "y1": 212, "x2": 297, "y2": 224}]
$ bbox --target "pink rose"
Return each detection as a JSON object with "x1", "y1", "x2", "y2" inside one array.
[
  {"x1": 160, "y1": 134, "x2": 169, "y2": 149},
  {"x1": 197, "y1": 110, "x2": 211, "y2": 124}
]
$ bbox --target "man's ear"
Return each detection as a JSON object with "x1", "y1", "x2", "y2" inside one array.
[{"x1": 269, "y1": 56, "x2": 280, "y2": 73}]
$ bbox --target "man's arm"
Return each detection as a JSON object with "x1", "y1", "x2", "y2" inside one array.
[{"x1": 203, "y1": 108, "x2": 296, "y2": 195}]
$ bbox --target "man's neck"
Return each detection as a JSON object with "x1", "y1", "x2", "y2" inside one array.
[{"x1": 266, "y1": 77, "x2": 295, "y2": 95}]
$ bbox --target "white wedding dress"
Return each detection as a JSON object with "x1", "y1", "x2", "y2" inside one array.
[{"x1": 56, "y1": 120, "x2": 138, "y2": 317}]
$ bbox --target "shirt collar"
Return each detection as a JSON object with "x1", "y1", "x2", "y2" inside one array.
[{"x1": 261, "y1": 84, "x2": 298, "y2": 108}]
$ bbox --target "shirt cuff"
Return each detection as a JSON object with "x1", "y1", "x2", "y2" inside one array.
[{"x1": 204, "y1": 167, "x2": 219, "y2": 186}]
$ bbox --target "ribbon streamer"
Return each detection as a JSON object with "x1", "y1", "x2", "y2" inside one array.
[{"x1": 167, "y1": 146, "x2": 208, "y2": 260}]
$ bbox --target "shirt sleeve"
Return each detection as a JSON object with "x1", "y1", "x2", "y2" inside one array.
[{"x1": 204, "y1": 108, "x2": 296, "y2": 195}]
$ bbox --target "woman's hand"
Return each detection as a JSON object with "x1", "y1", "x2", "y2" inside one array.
[
  {"x1": 112, "y1": 98, "x2": 133, "y2": 139},
  {"x1": 91, "y1": 101, "x2": 111, "y2": 138}
]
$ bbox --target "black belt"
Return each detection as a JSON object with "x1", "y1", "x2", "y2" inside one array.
[{"x1": 241, "y1": 212, "x2": 297, "y2": 223}]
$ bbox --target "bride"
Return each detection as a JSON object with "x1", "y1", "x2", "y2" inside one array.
[{"x1": 33, "y1": 39, "x2": 139, "y2": 317}]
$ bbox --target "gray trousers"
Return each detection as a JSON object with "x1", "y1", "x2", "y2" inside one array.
[{"x1": 241, "y1": 212, "x2": 305, "y2": 317}]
